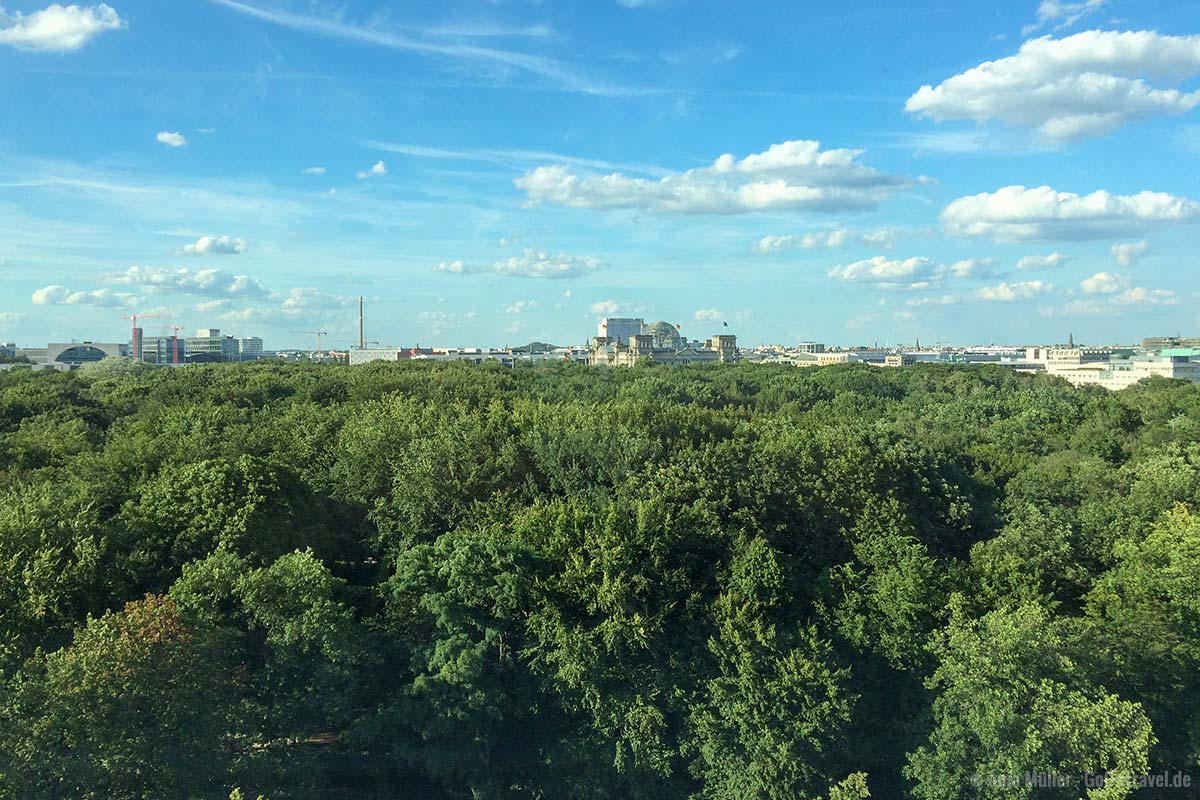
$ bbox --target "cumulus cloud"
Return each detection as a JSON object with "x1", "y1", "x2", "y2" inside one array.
[
  {"x1": 106, "y1": 265, "x2": 268, "y2": 298},
  {"x1": 0, "y1": 2, "x2": 122, "y2": 52},
  {"x1": 976, "y1": 280, "x2": 1051, "y2": 301},
  {"x1": 1023, "y1": 0, "x2": 1106, "y2": 34},
  {"x1": 515, "y1": 140, "x2": 911, "y2": 215},
  {"x1": 827, "y1": 256, "x2": 944, "y2": 290},
  {"x1": 357, "y1": 160, "x2": 387, "y2": 179},
  {"x1": 1080, "y1": 271, "x2": 1128, "y2": 294},
  {"x1": 694, "y1": 308, "x2": 723, "y2": 322},
  {"x1": 755, "y1": 227, "x2": 896, "y2": 253},
  {"x1": 436, "y1": 248, "x2": 604, "y2": 279},
  {"x1": 1112, "y1": 240, "x2": 1149, "y2": 268},
  {"x1": 1017, "y1": 252, "x2": 1071, "y2": 271},
  {"x1": 32, "y1": 284, "x2": 139, "y2": 307},
  {"x1": 156, "y1": 131, "x2": 187, "y2": 148},
  {"x1": 941, "y1": 185, "x2": 1200, "y2": 241},
  {"x1": 590, "y1": 300, "x2": 620, "y2": 314},
  {"x1": 828, "y1": 255, "x2": 997, "y2": 288},
  {"x1": 906, "y1": 30, "x2": 1200, "y2": 141},
  {"x1": 179, "y1": 235, "x2": 247, "y2": 255}
]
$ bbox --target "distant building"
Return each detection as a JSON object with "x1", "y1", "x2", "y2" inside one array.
[
  {"x1": 1142, "y1": 336, "x2": 1200, "y2": 352},
  {"x1": 816, "y1": 350, "x2": 887, "y2": 366},
  {"x1": 796, "y1": 342, "x2": 825, "y2": 353},
  {"x1": 1048, "y1": 354, "x2": 1200, "y2": 390},
  {"x1": 18, "y1": 342, "x2": 130, "y2": 367},
  {"x1": 884, "y1": 354, "x2": 917, "y2": 368},
  {"x1": 185, "y1": 329, "x2": 238, "y2": 362},
  {"x1": 238, "y1": 337, "x2": 264, "y2": 357},
  {"x1": 598, "y1": 317, "x2": 646, "y2": 345},
  {"x1": 1044, "y1": 347, "x2": 1118, "y2": 367},
  {"x1": 589, "y1": 321, "x2": 737, "y2": 367},
  {"x1": 138, "y1": 335, "x2": 185, "y2": 364}
]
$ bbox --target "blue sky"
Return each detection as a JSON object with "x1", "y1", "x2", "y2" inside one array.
[{"x1": 3, "y1": 0, "x2": 1200, "y2": 348}]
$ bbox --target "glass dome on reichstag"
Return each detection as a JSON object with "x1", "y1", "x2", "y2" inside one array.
[{"x1": 645, "y1": 321, "x2": 682, "y2": 350}]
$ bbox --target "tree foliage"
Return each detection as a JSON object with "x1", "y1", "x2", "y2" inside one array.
[{"x1": 0, "y1": 360, "x2": 1197, "y2": 798}]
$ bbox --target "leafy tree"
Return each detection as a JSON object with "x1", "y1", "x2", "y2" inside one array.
[{"x1": 0, "y1": 595, "x2": 237, "y2": 800}]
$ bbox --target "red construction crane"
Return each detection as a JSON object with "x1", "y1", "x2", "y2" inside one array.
[
  {"x1": 169, "y1": 325, "x2": 185, "y2": 366},
  {"x1": 121, "y1": 313, "x2": 169, "y2": 361}
]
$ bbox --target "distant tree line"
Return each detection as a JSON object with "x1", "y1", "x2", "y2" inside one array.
[{"x1": 0, "y1": 359, "x2": 1197, "y2": 799}]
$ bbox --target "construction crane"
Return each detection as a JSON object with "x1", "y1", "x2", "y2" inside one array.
[
  {"x1": 293, "y1": 330, "x2": 329, "y2": 360},
  {"x1": 122, "y1": 313, "x2": 169, "y2": 361}
]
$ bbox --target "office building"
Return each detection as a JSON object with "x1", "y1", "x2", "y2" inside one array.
[
  {"x1": 185, "y1": 329, "x2": 238, "y2": 362},
  {"x1": 238, "y1": 337, "x2": 264, "y2": 358},
  {"x1": 1048, "y1": 354, "x2": 1200, "y2": 389}
]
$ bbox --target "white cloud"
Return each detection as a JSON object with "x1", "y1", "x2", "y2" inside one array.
[
  {"x1": 516, "y1": 139, "x2": 910, "y2": 215},
  {"x1": 356, "y1": 160, "x2": 387, "y2": 179},
  {"x1": 1023, "y1": 0, "x2": 1105, "y2": 34},
  {"x1": 590, "y1": 300, "x2": 620, "y2": 314},
  {"x1": 106, "y1": 265, "x2": 268, "y2": 298},
  {"x1": 436, "y1": 248, "x2": 604, "y2": 279},
  {"x1": 0, "y1": 3, "x2": 122, "y2": 52},
  {"x1": 827, "y1": 256, "x2": 944, "y2": 289},
  {"x1": 1080, "y1": 271, "x2": 1128, "y2": 294},
  {"x1": 302, "y1": 166, "x2": 327, "y2": 175},
  {"x1": 0, "y1": 311, "x2": 25, "y2": 326},
  {"x1": 694, "y1": 308, "x2": 723, "y2": 322},
  {"x1": 906, "y1": 30, "x2": 1200, "y2": 141},
  {"x1": 502, "y1": 300, "x2": 539, "y2": 314},
  {"x1": 976, "y1": 280, "x2": 1051, "y2": 301},
  {"x1": 942, "y1": 185, "x2": 1200, "y2": 241},
  {"x1": 948, "y1": 257, "x2": 1000, "y2": 279},
  {"x1": 755, "y1": 227, "x2": 896, "y2": 253},
  {"x1": 1061, "y1": 286, "x2": 1176, "y2": 313},
  {"x1": 179, "y1": 235, "x2": 247, "y2": 255},
  {"x1": 1112, "y1": 240, "x2": 1149, "y2": 268},
  {"x1": 1017, "y1": 252, "x2": 1071, "y2": 271},
  {"x1": 156, "y1": 131, "x2": 187, "y2": 148},
  {"x1": 276, "y1": 287, "x2": 356, "y2": 314},
  {"x1": 906, "y1": 295, "x2": 958, "y2": 306},
  {"x1": 32, "y1": 284, "x2": 139, "y2": 307}
]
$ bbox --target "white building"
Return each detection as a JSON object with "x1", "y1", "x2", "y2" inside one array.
[{"x1": 1047, "y1": 354, "x2": 1200, "y2": 390}]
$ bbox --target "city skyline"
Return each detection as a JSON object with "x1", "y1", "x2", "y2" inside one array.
[{"x1": 3, "y1": 0, "x2": 1200, "y2": 347}]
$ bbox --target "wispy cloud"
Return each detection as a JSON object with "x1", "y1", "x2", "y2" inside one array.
[
  {"x1": 366, "y1": 140, "x2": 668, "y2": 176},
  {"x1": 209, "y1": 0, "x2": 638, "y2": 96},
  {"x1": 437, "y1": 248, "x2": 604, "y2": 279}
]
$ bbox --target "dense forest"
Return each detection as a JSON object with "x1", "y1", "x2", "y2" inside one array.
[{"x1": 0, "y1": 359, "x2": 1197, "y2": 799}]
